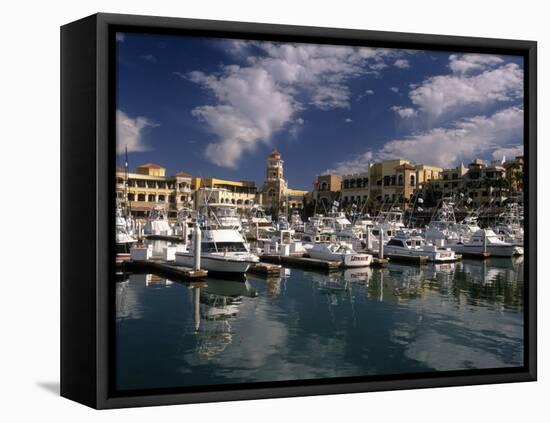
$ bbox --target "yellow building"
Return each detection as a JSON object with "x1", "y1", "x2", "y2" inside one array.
[
  {"x1": 193, "y1": 177, "x2": 258, "y2": 209},
  {"x1": 116, "y1": 163, "x2": 193, "y2": 220},
  {"x1": 415, "y1": 164, "x2": 443, "y2": 187},
  {"x1": 286, "y1": 188, "x2": 308, "y2": 209}
]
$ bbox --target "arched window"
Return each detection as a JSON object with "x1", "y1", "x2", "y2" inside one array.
[
  {"x1": 398, "y1": 175, "x2": 403, "y2": 186},
  {"x1": 320, "y1": 182, "x2": 328, "y2": 191},
  {"x1": 268, "y1": 188, "x2": 276, "y2": 197},
  {"x1": 158, "y1": 194, "x2": 165, "y2": 202},
  {"x1": 410, "y1": 175, "x2": 415, "y2": 186},
  {"x1": 148, "y1": 194, "x2": 155, "y2": 202}
]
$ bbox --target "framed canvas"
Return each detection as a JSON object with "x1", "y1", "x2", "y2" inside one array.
[{"x1": 60, "y1": 13, "x2": 537, "y2": 409}]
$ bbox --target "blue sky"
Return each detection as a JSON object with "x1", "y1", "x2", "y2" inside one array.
[{"x1": 116, "y1": 32, "x2": 524, "y2": 191}]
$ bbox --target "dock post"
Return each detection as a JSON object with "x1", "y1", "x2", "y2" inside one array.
[
  {"x1": 366, "y1": 227, "x2": 371, "y2": 251},
  {"x1": 182, "y1": 217, "x2": 188, "y2": 246},
  {"x1": 379, "y1": 230, "x2": 384, "y2": 259},
  {"x1": 193, "y1": 223, "x2": 201, "y2": 271},
  {"x1": 483, "y1": 230, "x2": 487, "y2": 254}
]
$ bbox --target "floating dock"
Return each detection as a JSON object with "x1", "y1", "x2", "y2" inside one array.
[
  {"x1": 260, "y1": 254, "x2": 341, "y2": 272},
  {"x1": 371, "y1": 257, "x2": 390, "y2": 267},
  {"x1": 457, "y1": 251, "x2": 491, "y2": 259},
  {"x1": 123, "y1": 259, "x2": 207, "y2": 280},
  {"x1": 247, "y1": 263, "x2": 283, "y2": 277}
]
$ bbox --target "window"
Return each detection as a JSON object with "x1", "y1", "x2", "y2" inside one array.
[
  {"x1": 391, "y1": 175, "x2": 396, "y2": 186},
  {"x1": 410, "y1": 175, "x2": 415, "y2": 186},
  {"x1": 343, "y1": 180, "x2": 349, "y2": 189},
  {"x1": 398, "y1": 175, "x2": 403, "y2": 186},
  {"x1": 387, "y1": 239, "x2": 404, "y2": 247},
  {"x1": 127, "y1": 193, "x2": 135, "y2": 201},
  {"x1": 148, "y1": 194, "x2": 155, "y2": 202},
  {"x1": 202, "y1": 242, "x2": 247, "y2": 253},
  {"x1": 383, "y1": 176, "x2": 390, "y2": 186},
  {"x1": 180, "y1": 195, "x2": 185, "y2": 201},
  {"x1": 169, "y1": 196, "x2": 175, "y2": 203},
  {"x1": 320, "y1": 181, "x2": 328, "y2": 191},
  {"x1": 137, "y1": 194, "x2": 145, "y2": 201},
  {"x1": 363, "y1": 177, "x2": 369, "y2": 187}
]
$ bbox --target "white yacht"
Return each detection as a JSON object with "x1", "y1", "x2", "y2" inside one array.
[
  {"x1": 448, "y1": 229, "x2": 520, "y2": 257},
  {"x1": 116, "y1": 204, "x2": 137, "y2": 255},
  {"x1": 175, "y1": 226, "x2": 259, "y2": 274},
  {"x1": 289, "y1": 210, "x2": 305, "y2": 232},
  {"x1": 385, "y1": 231, "x2": 456, "y2": 262},
  {"x1": 493, "y1": 203, "x2": 524, "y2": 247},
  {"x1": 144, "y1": 206, "x2": 173, "y2": 236},
  {"x1": 307, "y1": 242, "x2": 373, "y2": 267}
]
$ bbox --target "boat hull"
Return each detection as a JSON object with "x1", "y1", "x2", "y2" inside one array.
[
  {"x1": 175, "y1": 253, "x2": 256, "y2": 273},
  {"x1": 384, "y1": 246, "x2": 456, "y2": 262},
  {"x1": 448, "y1": 243, "x2": 516, "y2": 257},
  {"x1": 308, "y1": 249, "x2": 372, "y2": 267}
]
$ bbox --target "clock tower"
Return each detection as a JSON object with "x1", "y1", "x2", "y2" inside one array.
[{"x1": 262, "y1": 149, "x2": 288, "y2": 214}]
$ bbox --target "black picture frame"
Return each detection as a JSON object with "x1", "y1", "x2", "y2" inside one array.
[{"x1": 60, "y1": 12, "x2": 537, "y2": 409}]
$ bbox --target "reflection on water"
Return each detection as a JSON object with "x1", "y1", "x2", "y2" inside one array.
[{"x1": 116, "y1": 256, "x2": 524, "y2": 391}]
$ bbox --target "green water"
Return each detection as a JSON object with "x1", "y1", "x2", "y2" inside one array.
[{"x1": 115, "y1": 257, "x2": 524, "y2": 391}]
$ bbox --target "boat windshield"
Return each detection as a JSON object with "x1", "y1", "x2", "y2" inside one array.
[{"x1": 202, "y1": 242, "x2": 248, "y2": 253}]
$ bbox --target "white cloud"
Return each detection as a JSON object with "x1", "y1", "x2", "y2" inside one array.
[
  {"x1": 326, "y1": 107, "x2": 523, "y2": 171},
  {"x1": 116, "y1": 110, "x2": 157, "y2": 154},
  {"x1": 390, "y1": 86, "x2": 400, "y2": 93},
  {"x1": 391, "y1": 106, "x2": 418, "y2": 118},
  {"x1": 449, "y1": 53, "x2": 504, "y2": 74},
  {"x1": 409, "y1": 61, "x2": 523, "y2": 117},
  {"x1": 116, "y1": 33, "x2": 125, "y2": 42},
  {"x1": 186, "y1": 42, "x2": 412, "y2": 168},
  {"x1": 394, "y1": 59, "x2": 410, "y2": 69},
  {"x1": 345, "y1": 118, "x2": 353, "y2": 123},
  {"x1": 325, "y1": 151, "x2": 374, "y2": 175},
  {"x1": 492, "y1": 145, "x2": 524, "y2": 161},
  {"x1": 140, "y1": 54, "x2": 156, "y2": 63},
  {"x1": 357, "y1": 89, "x2": 375, "y2": 101},
  {"x1": 189, "y1": 67, "x2": 296, "y2": 168}
]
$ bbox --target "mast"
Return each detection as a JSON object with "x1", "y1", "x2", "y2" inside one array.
[{"x1": 124, "y1": 144, "x2": 131, "y2": 219}]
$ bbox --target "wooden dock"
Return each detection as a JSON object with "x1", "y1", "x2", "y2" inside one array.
[
  {"x1": 123, "y1": 259, "x2": 207, "y2": 280},
  {"x1": 385, "y1": 254, "x2": 429, "y2": 264},
  {"x1": 247, "y1": 263, "x2": 283, "y2": 277},
  {"x1": 458, "y1": 251, "x2": 491, "y2": 259},
  {"x1": 371, "y1": 257, "x2": 390, "y2": 267},
  {"x1": 260, "y1": 254, "x2": 341, "y2": 272}
]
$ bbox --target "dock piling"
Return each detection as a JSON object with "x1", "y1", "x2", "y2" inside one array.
[
  {"x1": 379, "y1": 230, "x2": 384, "y2": 259},
  {"x1": 193, "y1": 223, "x2": 201, "y2": 271}
]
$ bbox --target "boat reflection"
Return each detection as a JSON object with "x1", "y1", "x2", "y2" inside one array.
[{"x1": 190, "y1": 278, "x2": 259, "y2": 359}]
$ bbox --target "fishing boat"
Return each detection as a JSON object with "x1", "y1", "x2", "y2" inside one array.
[
  {"x1": 116, "y1": 202, "x2": 137, "y2": 255},
  {"x1": 143, "y1": 206, "x2": 173, "y2": 236},
  {"x1": 307, "y1": 242, "x2": 373, "y2": 267},
  {"x1": 385, "y1": 231, "x2": 456, "y2": 262},
  {"x1": 448, "y1": 229, "x2": 521, "y2": 257},
  {"x1": 175, "y1": 226, "x2": 259, "y2": 274}
]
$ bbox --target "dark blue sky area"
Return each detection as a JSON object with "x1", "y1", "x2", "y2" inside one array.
[{"x1": 116, "y1": 32, "x2": 524, "y2": 191}]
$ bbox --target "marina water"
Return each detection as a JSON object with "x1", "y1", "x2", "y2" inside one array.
[{"x1": 116, "y1": 246, "x2": 523, "y2": 391}]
